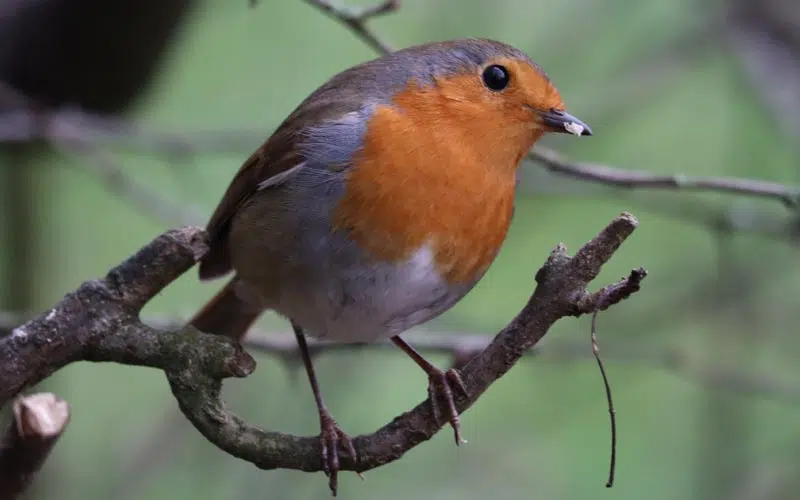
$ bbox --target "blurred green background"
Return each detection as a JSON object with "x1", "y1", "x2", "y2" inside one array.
[{"x1": 2, "y1": 0, "x2": 799, "y2": 499}]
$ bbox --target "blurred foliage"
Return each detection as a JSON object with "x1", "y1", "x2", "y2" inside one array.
[{"x1": 1, "y1": 0, "x2": 799, "y2": 499}]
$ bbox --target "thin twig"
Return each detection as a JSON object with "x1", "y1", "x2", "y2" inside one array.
[
  {"x1": 529, "y1": 147, "x2": 800, "y2": 209},
  {"x1": 590, "y1": 298, "x2": 616, "y2": 488},
  {"x1": 302, "y1": 0, "x2": 398, "y2": 55},
  {"x1": 580, "y1": 268, "x2": 646, "y2": 489},
  {"x1": 0, "y1": 98, "x2": 204, "y2": 226},
  {"x1": 54, "y1": 138, "x2": 202, "y2": 226}
]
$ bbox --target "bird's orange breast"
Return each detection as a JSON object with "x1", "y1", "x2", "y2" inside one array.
[{"x1": 333, "y1": 76, "x2": 537, "y2": 284}]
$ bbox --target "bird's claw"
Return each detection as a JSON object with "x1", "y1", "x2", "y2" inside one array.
[
  {"x1": 319, "y1": 413, "x2": 357, "y2": 497},
  {"x1": 427, "y1": 367, "x2": 469, "y2": 445}
]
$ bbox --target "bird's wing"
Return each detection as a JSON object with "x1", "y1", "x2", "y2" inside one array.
[
  {"x1": 198, "y1": 96, "x2": 369, "y2": 280},
  {"x1": 198, "y1": 137, "x2": 298, "y2": 280}
]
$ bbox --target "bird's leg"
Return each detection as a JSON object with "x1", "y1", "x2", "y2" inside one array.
[
  {"x1": 391, "y1": 335, "x2": 469, "y2": 445},
  {"x1": 292, "y1": 321, "x2": 357, "y2": 496}
]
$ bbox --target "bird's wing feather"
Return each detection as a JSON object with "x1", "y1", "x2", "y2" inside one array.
[{"x1": 198, "y1": 94, "x2": 371, "y2": 280}]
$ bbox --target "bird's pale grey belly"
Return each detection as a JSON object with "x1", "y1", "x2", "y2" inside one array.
[
  {"x1": 228, "y1": 168, "x2": 476, "y2": 343},
  {"x1": 276, "y1": 245, "x2": 468, "y2": 343}
]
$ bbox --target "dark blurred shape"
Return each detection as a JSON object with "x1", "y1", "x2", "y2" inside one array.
[
  {"x1": 0, "y1": 0, "x2": 195, "y2": 113},
  {"x1": 0, "y1": 3, "x2": 196, "y2": 497},
  {"x1": 732, "y1": 0, "x2": 800, "y2": 51},
  {"x1": 727, "y1": 0, "x2": 800, "y2": 141}
]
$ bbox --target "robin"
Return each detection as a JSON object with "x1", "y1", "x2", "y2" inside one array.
[{"x1": 190, "y1": 38, "x2": 591, "y2": 494}]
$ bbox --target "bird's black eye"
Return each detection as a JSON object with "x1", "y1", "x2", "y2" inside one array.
[{"x1": 482, "y1": 65, "x2": 510, "y2": 91}]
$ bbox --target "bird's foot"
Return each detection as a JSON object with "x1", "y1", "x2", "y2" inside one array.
[
  {"x1": 319, "y1": 411, "x2": 357, "y2": 497},
  {"x1": 427, "y1": 367, "x2": 469, "y2": 445}
]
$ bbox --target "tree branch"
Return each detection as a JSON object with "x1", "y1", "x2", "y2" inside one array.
[
  {"x1": 0, "y1": 213, "x2": 644, "y2": 478},
  {"x1": 0, "y1": 0, "x2": 794, "y2": 495},
  {"x1": 3, "y1": 312, "x2": 797, "y2": 404},
  {"x1": 0, "y1": 102, "x2": 203, "y2": 226},
  {"x1": 0, "y1": 227, "x2": 227, "y2": 403},
  {"x1": 302, "y1": 0, "x2": 398, "y2": 55},
  {"x1": 529, "y1": 147, "x2": 800, "y2": 209}
]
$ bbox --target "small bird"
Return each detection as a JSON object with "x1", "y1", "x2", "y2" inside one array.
[{"x1": 190, "y1": 38, "x2": 590, "y2": 495}]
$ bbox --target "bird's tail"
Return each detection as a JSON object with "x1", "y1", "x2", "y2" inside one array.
[{"x1": 189, "y1": 277, "x2": 261, "y2": 340}]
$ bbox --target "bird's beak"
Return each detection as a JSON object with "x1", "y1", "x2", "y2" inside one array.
[{"x1": 538, "y1": 108, "x2": 592, "y2": 136}]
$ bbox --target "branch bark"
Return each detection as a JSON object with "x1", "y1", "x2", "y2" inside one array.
[
  {"x1": 3, "y1": 314, "x2": 797, "y2": 404},
  {"x1": 1, "y1": 213, "x2": 643, "y2": 477}
]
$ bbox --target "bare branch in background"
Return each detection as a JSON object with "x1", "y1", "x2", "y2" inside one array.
[
  {"x1": 56, "y1": 138, "x2": 202, "y2": 226},
  {"x1": 1, "y1": 309, "x2": 798, "y2": 405},
  {"x1": 248, "y1": 0, "x2": 398, "y2": 53},
  {"x1": 615, "y1": 192, "x2": 800, "y2": 245},
  {"x1": 303, "y1": 0, "x2": 399, "y2": 54},
  {"x1": 529, "y1": 147, "x2": 800, "y2": 209},
  {"x1": 0, "y1": 213, "x2": 645, "y2": 482},
  {"x1": 0, "y1": 103, "x2": 204, "y2": 226},
  {"x1": 0, "y1": 393, "x2": 71, "y2": 500}
]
